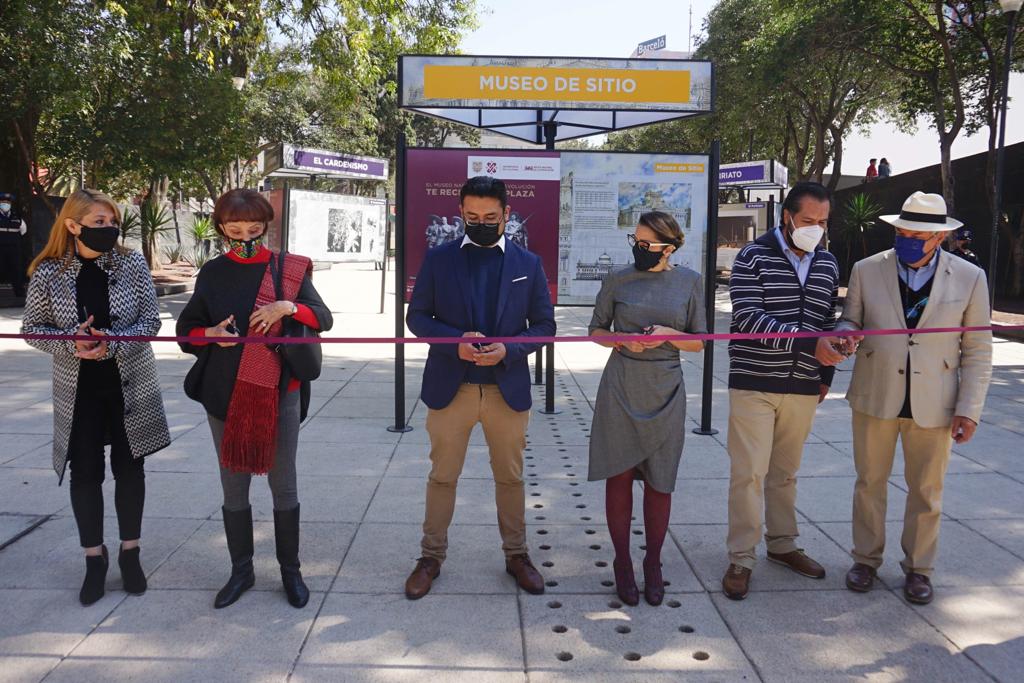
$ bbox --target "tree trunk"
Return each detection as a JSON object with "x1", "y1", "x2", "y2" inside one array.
[
  {"x1": 827, "y1": 125, "x2": 845, "y2": 193},
  {"x1": 939, "y1": 134, "x2": 955, "y2": 215}
]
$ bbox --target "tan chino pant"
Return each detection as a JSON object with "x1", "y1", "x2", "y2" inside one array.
[
  {"x1": 421, "y1": 384, "x2": 531, "y2": 562},
  {"x1": 727, "y1": 389, "x2": 819, "y2": 569},
  {"x1": 851, "y1": 409, "x2": 953, "y2": 576}
]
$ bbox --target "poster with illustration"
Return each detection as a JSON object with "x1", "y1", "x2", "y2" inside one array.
[
  {"x1": 556, "y1": 152, "x2": 709, "y2": 305},
  {"x1": 403, "y1": 148, "x2": 560, "y2": 301},
  {"x1": 288, "y1": 190, "x2": 387, "y2": 263}
]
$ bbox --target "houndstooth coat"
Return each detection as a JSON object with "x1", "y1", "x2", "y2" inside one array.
[{"x1": 21, "y1": 248, "x2": 170, "y2": 482}]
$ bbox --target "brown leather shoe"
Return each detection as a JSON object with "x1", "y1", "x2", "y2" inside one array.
[
  {"x1": 506, "y1": 554, "x2": 545, "y2": 595},
  {"x1": 767, "y1": 550, "x2": 826, "y2": 579},
  {"x1": 904, "y1": 572, "x2": 934, "y2": 605},
  {"x1": 404, "y1": 557, "x2": 440, "y2": 600},
  {"x1": 722, "y1": 564, "x2": 751, "y2": 600},
  {"x1": 845, "y1": 563, "x2": 877, "y2": 592}
]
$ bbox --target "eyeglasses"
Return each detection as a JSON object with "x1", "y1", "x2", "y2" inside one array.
[{"x1": 627, "y1": 234, "x2": 672, "y2": 251}]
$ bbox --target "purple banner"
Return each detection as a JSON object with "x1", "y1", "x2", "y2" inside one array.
[
  {"x1": 291, "y1": 149, "x2": 389, "y2": 180},
  {"x1": 719, "y1": 163, "x2": 767, "y2": 186}
]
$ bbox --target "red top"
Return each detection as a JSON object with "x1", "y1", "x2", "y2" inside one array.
[
  {"x1": 189, "y1": 246, "x2": 319, "y2": 392},
  {"x1": 866, "y1": 164, "x2": 878, "y2": 178}
]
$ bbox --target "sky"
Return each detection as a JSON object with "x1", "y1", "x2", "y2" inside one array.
[{"x1": 461, "y1": 0, "x2": 1024, "y2": 175}]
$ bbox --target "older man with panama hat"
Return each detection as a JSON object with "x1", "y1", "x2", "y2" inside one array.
[{"x1": 836, "y1": 191, "x2": 992, "y2": 605}]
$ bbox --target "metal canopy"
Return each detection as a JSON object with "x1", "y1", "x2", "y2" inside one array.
[{"x1": 398, "y1": 54, "x2": 714, "y2": 144}]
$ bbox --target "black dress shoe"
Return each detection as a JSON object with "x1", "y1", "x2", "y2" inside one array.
[
  {"x1": 845, "y1": 563, "x2": 877, "y2": 593},
  {"x1": 80, "y1": 545, "x2": 109, "y2": 606},
  {"x1": 904, "y1": 572, "x2": 934, "y2": 605}
]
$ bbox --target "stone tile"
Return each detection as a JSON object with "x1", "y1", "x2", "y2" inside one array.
[
  {"x1": 712, "y1": 590, "x2": 991, "y2": 682},
  {"x1": 960, "y1": 518, "x2": 1024, "y2": 560},
  {"x1": 534, "y1": 523, "x2": 703, "y2": 595},
  {"x1": 143, "y1": 442, "x2": 219, "y2": 473},
  {"x1": 0, "y1": 433, "x2": 52, "y2": 465},
  {"x1": 816, "y1": 520, "x2": 1024, "y2": 588},
  {"x1": 249, "y1": 475, "x2": 378, "y2": 523},
  {"x1": 672, "y1": 523, "x2": 853, "y2": 593},
  {"x1": 522, "y1": 593, "x2": 756, "y2": 680},
  {"x1": 295, "y1": 593, "x2": 523, "y2": 676},
  {"x1": 335, "y1": 523, "x2": 515, "y2": 595},
  {"x1": 0, "y1": 657, "x2": 60, "y2": 683},
  {"x1": 292, "y1": 666, "x2": 524, "y2": 683},
  {"x1": 0, "y1": 513, "x2": 45, "y2": 547},
  {"x1": 0, "y1": 516, "x2": 203, "y2": 590},
  {"x1": 0, "y1": 588, "x2": 116, "y2": 657},
  {"x1": 939, "y1": 473, "x2": 1024, "y2": 520},
  {"x1": 45, "y1": 589, "x2": 315, "y2": 683},
  {"x1": 103, "y1": 471, "x2": 223, "y2": 520},
  {"x1": 297, "y1": 442, "x2": 395, "y2": 478},
  {"x1": 0, "y1": 403, "x2": 54, "y2": 435},
  {"x1": 151, "y1": 520, "x2": 354, "y2": 594},
  {"x1": 298, "y1": 417, "x2": 403, "y2": 445},
  {"x1": 315, "y1": 396, "x2": 418, "y2": 420},
  {"x1": 669, "y1": 477, "x2": 729, "y2": 524},
  {"x1": 915, "y1": 586, "x2": 1024, "y2": 682},
  {"x1": 952, "y1": 424, "x2": 1024, "y2": 474},
  {"x1": 0, "y1": 468, "x2": 75, "y2": 516},
  {"x1": 364, "y1": 476, "x2": 502, "y2": 526}
]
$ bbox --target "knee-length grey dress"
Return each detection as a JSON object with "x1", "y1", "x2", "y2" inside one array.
[{"x1": 587, "y1": 265, "x2": 707, "y2": 493}]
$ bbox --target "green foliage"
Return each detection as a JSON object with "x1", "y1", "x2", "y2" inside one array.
[
  {"x1": 839, "y1": 193, "x2": 884, "y2": 277},
  {"x1": 138, "y1": 201, "x2": 175, "y2": 268}
]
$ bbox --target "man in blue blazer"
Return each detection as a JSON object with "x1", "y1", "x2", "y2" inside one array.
[{"x1": 404, "y1": 176, "x2": 556, "y2": 600}]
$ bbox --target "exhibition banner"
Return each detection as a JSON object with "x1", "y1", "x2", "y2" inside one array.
[
  {"x1": 556, "y1": 152, "x2": 709, "y2": 305},
  {"x1": 403, "y1": 148, "x2": 561, "y2": 301},
  {"x1": 288, "y1": 190, "x2": 387, "y2": 263},
  {"x1": 403, "y1": 149, "x2": 711, "y2": 306},
  {"x1": 400, "y1": 55, "x2": 713, "y2": 112}
]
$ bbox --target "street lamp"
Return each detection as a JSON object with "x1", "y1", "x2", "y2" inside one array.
[{"x1": 989, "y1": 0, "x2": 1023, "y2": 308}]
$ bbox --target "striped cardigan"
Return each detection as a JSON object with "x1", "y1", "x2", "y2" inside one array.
[{"x1": 728, "y1": 231, "x2": 839, "y2": 395}]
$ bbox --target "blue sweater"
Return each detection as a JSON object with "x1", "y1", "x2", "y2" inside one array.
[
  {"x1": 464, "y1": 244, "x2": 503, "y2": 384},
  {"x1": 728, "y1": 232, "x2": 839, "y2": 395}
]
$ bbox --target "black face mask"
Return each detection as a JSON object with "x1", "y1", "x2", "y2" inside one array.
[
  {"x1": 632, "y1": 243, "x2": 666, "y2": 271},
  {"x1": 77, "y1": 225, "x2": 120, "y2": 253},
  {"x1": 464, "y1": 220, "x2": 503, "y2": 247}
]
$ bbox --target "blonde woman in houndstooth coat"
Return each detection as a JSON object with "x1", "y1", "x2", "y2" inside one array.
[{"x1": 21, "y1": 188, "x2": 170, "y2": 606}]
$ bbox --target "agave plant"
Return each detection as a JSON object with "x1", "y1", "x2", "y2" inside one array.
[
  {"x1": 119, "y1": 208, "x2": 141, "y2": 245},
  {"x1": 840, "y1": 193, "x2": 883, "y2": 277},
  {"x1": 139, "y1": 201, "x2": 175, "y2": 270},
  {"x1": 186, "y1": 216, "x2": 218, "y2": 270}
]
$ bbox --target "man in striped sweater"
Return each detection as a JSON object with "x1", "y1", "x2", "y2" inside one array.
[{"x1": 722, "y1": 182, "x2": 845, "y2": 600}]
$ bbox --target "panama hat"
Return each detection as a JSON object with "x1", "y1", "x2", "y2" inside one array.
[{"x1": 880, "y1": 191, "x2": 963, "y2": 232}]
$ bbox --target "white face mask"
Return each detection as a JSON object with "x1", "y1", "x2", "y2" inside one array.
[
  {"x1": 790, "y1": 221, "x2": 825, "y2": 252},
  {"x1": 0, "y1": 203, "x2": 10, "y2": 213}
]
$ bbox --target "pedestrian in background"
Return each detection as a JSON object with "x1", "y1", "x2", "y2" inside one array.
[
  {"x1": 21, "y1": 188, "x2": 170, "y2": 605},
  {"x1": 588, "y1": 211, "x2": 706, "y2": 606},
  {"x1": 177, "y1": 188, "x2": 333, "y2": 610}
]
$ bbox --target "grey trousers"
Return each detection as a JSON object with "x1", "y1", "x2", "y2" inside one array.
[{"x1": 208, "y1": 391, "x2": 301, "y2": 512}]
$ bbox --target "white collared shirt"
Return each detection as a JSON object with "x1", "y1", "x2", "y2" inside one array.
[
  {"x1": 897, "y1": 249, "x2": 940, "y2": 291},
  {"x1": 775, "y1": 227, "x2": 812, "y2": 286},
  {"x1": 461, "y1": 234, "x2": 506, "y2": 251}
]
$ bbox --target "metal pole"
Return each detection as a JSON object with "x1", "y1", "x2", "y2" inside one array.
[
  {"x1": 988, "y1": 9, "x2": 1018, "y2": 310},
  {"x1": 281, "y1": 180, "x2": 291, "y2": 254},
  {"x1": 534, "y1": 349, "x2": 544, "y2": 385},
  {"x1": 388, "y1": 134, "x2": 412, "y2": 433},
  {"x1": 540, "y1": 120, "x2": 561, "y2": 415},
  {"x1": 694, "y1": 140, "x2": 721, "y2": 436}
]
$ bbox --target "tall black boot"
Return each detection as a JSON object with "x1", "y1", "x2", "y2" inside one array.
[
  {"x1": 273, "y1": 505, "x2": 309, "y2": 608},
  {"x1": 214, "y1": 506, "x2": 255, "y2": 609}
]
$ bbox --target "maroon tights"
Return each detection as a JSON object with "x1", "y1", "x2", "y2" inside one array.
[{"x1": 604, "y1": 468, "x2": 672, "y2": 566}]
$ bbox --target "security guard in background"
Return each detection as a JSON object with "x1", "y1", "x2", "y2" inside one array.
[
  {"x1": 948, "y1": 227, "x2": 981, "y2": 269},
  {"x1": 0, "y1": 192, "x2": 28, "y2": 298}
]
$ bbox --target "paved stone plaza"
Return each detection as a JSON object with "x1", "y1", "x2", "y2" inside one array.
[{"x1": 1, "y1": 264, "x2": 1022, "y2": 682}]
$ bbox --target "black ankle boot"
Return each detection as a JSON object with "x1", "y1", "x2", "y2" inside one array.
[
  {"x1": 215, "y1": 506, "x2": 255, "y2": 609},
  {"x1": 118, "y1": 545, "x2": 147, "y2": 595},
  {"x1": 80, "y1": 545, "x2": 108, "y2": 606},
  {"x1": 274, "y1": 505, "x2": 309, "y2": 608}
]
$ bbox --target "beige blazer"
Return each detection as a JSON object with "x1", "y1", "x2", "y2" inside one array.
[{"x1": 837, "y1": 248, "x2": 992, "y2": 428}]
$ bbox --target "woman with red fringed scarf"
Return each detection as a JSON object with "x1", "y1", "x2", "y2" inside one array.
[{"x1": 177, "y1": 189, "x2": 332, "y2": 610}]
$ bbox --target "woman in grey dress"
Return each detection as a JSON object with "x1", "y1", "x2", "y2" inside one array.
[{"x1": 589, "y1": 211, "x2": 706, "y2": 606}]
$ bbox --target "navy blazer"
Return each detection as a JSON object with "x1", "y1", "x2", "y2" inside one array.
[{"x1": 407, "y1": 239, "x2": 556, "y2": 412}]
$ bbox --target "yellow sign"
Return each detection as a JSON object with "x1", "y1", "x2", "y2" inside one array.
[
  {"x1": 655, "y1": 162, "x2": 705, "y2": 173},
  {"x1": 423, "y1": 65, "x2": 692, "y2": 105}
]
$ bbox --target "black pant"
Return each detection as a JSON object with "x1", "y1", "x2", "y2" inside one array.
[
  {"x1": 0, "y1": 241, "x2": 25, "y2": 297},
  {"x1": 68, "y1": 361, "x2": 145, "y2": 548}
]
